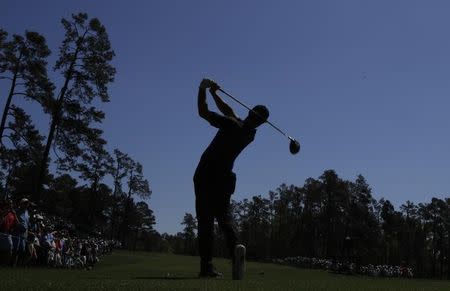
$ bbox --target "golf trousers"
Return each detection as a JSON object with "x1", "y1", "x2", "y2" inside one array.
[{"x1": 194, "y1": 172, "x2": 238, "y2": 267}]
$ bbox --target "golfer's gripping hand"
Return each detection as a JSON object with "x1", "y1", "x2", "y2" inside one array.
[{"x1": 199, "y1": 78, "x2": 219, "y2": 90}]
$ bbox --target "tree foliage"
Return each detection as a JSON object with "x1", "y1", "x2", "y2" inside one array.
[
  {"x1": 0, "y1": 14, "x2": 155, "y2": 253},
  {"x1": 0, "y1": 29, "x2": 53, "y2": 143},
  {"x1": 36, "y1": 12, "x2": 116, "y2": 201},
  {"x1": 168, "y1": 169, "x2": 450, "y2": 279}
]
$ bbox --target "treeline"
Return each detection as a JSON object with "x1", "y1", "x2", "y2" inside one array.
[
  {"x1": 171, "y1": 170, "x2": 450, "y2": 279},
  {"x1": 0, "y1": 13, "x2": 155, "y2": 247}
]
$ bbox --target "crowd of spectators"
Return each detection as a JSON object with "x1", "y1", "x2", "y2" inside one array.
[
  {"x1": 357, "y1": 264, "x2": 414, "y2": 278},
  {"x1": 0, "y1": 197, "x2": 118, "y2": 269},
  {"x1": 270, "y1": 256, "x2": 414, "y2": 278}
]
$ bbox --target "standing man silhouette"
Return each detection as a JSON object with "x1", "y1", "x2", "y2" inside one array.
[{"x1": 194, "y1": 79, "x2": 269, "y2": 277}]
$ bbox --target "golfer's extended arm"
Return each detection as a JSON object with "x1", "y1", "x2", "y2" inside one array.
[
  {"x1": 198, "y1": 87, "x2": 210, "y2": 120},
  {"x1": 211, "y1": 90, "x2": 237, "y2": 118}
]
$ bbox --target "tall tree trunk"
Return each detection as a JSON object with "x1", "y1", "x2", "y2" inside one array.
[
  {"x1": 326, "y1": 191, "x2": 333, "y2": 258},
  {"x1": 3, "y1": 164, "x2": 14, "y2": 198},
  {"x1": 447, "y1": 243, "x2": 450, "y2": 279},
  {"x1": 119, "y1": 170, "x2": 134, "y2": 247},
  {"x1": 89, "y1": 179, "x2": 99, "y2": 226},
  {"x1": 0, "y1": 64, "x2": 19, "y2": 141},
  {"x1": 133, "y1": 229, "x2": 138, "y2": 251},
  {"x1": 34, "y1": 47, "x2": 80, "y2": 202},
  {"x1": 110, "y1": 165, "x2": 120, "y2": 239},
  {"x1": 35, "y1": 110, "x2": 57, "y2": 201},
  {"x1": 431, "y1": 238, "x2": 436, "y2": 277}
]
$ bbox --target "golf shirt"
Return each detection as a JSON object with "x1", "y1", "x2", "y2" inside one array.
[{"x1": 196, "y1": 112, "x2": 256, "y2": 175}]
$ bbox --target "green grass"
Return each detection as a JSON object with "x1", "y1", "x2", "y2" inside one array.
[{"x1": 2, "y1": 251, "x2": 450, "y2": 291}]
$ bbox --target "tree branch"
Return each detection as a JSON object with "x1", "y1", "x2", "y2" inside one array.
[
  {"x1": 12, "y1": 92, "x2": 29, "y2": 97},
  {"x1": 52, "y1": 142, "x2": 64, "y2": 162},
  {"x1": 1, "y1": 129, "x2": 41, "y2": 154},
  {"x1": 74, "y1": 22, "x2": 80, "y2": 38},
  {"x1": 16, "y1": 73, "x2": 25, "y2": 79}
]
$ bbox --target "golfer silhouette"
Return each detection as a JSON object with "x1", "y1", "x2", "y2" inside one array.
[{"x1": 194, "y1": 78, "x2": 269, "y2": 277}]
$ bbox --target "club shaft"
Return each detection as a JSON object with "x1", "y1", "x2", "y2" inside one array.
[
  {"x1": 218, "y1": 88, "x2": 292, "y2": 140},
  {"x1": 218, "y1": 89, "x2": 253, "y2": 112}
]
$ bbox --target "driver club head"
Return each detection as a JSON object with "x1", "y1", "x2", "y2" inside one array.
[{"x1": 289, "y1": 139, "x2": 301, "y2": 155}]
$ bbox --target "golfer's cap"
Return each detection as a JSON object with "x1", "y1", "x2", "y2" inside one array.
[{"x1": 251, "y1": 105, "x2": 270, "y2": 121}]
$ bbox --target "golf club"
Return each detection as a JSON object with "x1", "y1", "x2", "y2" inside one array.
[{"x1": 217, "y1": 88, "x2": 301, "y2": 155}]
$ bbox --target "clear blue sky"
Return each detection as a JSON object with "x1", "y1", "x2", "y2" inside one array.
[{"x1": 2, "y1": 1, "x2": 450, "y2": 234}]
